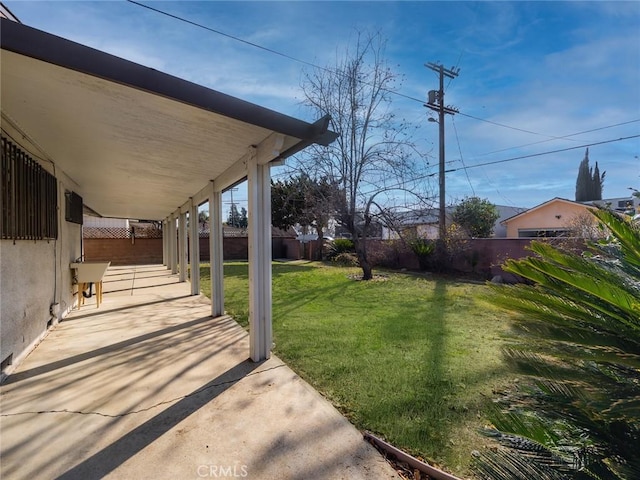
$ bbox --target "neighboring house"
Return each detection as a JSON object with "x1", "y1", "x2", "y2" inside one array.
[
  {"x1": 83, "y1": 215, "x2": 129, "y2": 229},
  {"x1": 1, "y1": 18, "x2": 335, "y2": 378},
  {"x1": 382, "y1": 204, "x2": 525, "y2": 240},
  {"x1": 380, "y1": 208, "x2": 451, "y2": 240},
  {"x1": 585, "y1": 196, "x2": 640, "y2": 214},
  {"x1": 82, "y1": 216, "x2": 161, "y2": 241},
  {"x1": 501, "y1": 197, "x2": 594, "y2": 238},
  {"x1": 493, "y1": 205, "x2": 528, "y2": 237},
  {"x1": 82, "y1": 215, "x2": 130, "y2": 239},
  {"x1": 293, "y1": 216, "x2": 337, "y2": 241},
  {"x1": 334, "y1": 212, "x2": 384, "y2": 239}
]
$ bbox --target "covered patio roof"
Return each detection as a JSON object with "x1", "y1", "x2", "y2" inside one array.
[
  {"x1": 1, "y1": 17, "x2": 336, "y2": 362},
  {"x1": 0, "y1": 18, "x2": 335, "y2": 220}
]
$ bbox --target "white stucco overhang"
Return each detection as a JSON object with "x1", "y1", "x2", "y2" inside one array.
[{"x1": 0, "y1": 18, "x2": 335, "y2": 220}]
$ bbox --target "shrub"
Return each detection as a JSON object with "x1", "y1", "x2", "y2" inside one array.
[
  {"x1": 326, "y1": 238, "x2": 355, "y2": 260},
  {"x1": 332, "y1": 252, "x2": 359, "y2": 267},
  {"x1": 368, "y1": 239, "x2": 414, "y2": 269},
  {"x1": 428, "y1": 223, "x2": 470, "y2": 273},
  {"x1": 409, "y1": 238, "x2": 435, "y2": 271}
]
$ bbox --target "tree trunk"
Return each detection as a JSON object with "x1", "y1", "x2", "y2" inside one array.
[
  {"x1": 354, "y1": 236, "x2": 373, "y2": 280},
  {"x1": 359, "y1": 253, "x2": 373, "y2": 280},
  {"x1": 316, "y1": 226, "x2": 324, "y2": 261}
]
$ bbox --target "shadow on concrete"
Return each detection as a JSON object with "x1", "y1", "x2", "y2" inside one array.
[
  {"x1": 56, "y1": 360, "x2": 261, "y2": 480},
  {"x1": 4, "y1": 313, "x2": 217, "y2": 384},
  {"x1": 102, "y1": 272, "x2": 173, "y2": 283},
  {"x1": 101, "y1": 281, "x2": 181, "y2": 294},
  {"x1": 61, "y1": 295, "x2": 193, "y2": 321},
  {"x1": 249, "y1": 416, "x2": 369, "y2": 480}
]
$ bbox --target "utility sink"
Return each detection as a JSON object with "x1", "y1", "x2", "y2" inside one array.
[{"x1": 70, "y1": 261, "x2": 111, "y2": 283}]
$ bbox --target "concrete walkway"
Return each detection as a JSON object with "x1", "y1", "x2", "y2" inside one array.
[{"x1": 1, "y1": 265, "x2": 399, "y2": 480}]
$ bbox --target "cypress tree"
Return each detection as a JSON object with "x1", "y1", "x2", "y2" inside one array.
[
  {"x1": 575, "y1": 148, "x2": 605, "y2": 201},
  {"x1": 575, "y1": 149, "x2": 591, "y2": 201},
  {"x1": 593, "y1": 161, "x2": 605, "y2": 200}
]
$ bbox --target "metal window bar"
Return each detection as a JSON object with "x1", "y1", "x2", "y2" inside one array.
[
  {"x1": 1, "y1": 135, "x2": 58, "y2": 241},
  {"x1": 0, "y1": 137, "x2": 8, "y2": 238},
  {"x1": 16, "y1": 142, "x2": 23, "y2": 238},
  {"x1": 47, "y1": 172, "x2": 57, "y2": 238}
]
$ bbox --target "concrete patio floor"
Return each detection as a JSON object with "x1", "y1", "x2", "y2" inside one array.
[{"x1": 0, "y1": 265, "x2": 400, "y2": 480}]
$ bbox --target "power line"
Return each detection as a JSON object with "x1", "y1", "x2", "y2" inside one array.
[
  {"x1": 283, "y1": 134, "x2": 639, "y2": 196},
  {"x1": 275, "y1": 135, "x2": 638, "y2": 211},
  {"x1": 457, "y1": 111, "x2": 583, "y2": 140},
  {"x1": 125, "y1": 0, "x2": 571, "y2": 141},
  {"x1": 445, "y1": 51, "x2": 464, "y2": 92},
  {"x1": 126, "y1": 0, "x2": 320, "y2": 70},
  {"x1": 451, "y1": 116, "x2": 475, "y2": 195},
  {"x1": 127, "y1": 0, "x2": 640, "y2": 163},
  {"x1": 448, "y1": 118, "x2": 640, "y2": 164},
  {"x1": 444, "y1": 135, "x2": 640, "y2": 174}
]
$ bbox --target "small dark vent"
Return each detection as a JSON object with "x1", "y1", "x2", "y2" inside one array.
[{"x1": 65, "y1": 190, "x2": 83, "y2": 224}]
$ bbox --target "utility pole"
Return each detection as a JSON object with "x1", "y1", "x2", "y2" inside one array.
[
  {"x1": 425, "y1": 62, "x2": 459, "y2": 240},
  {"x1": 224, "y1": 187, "x2": 239, "y2": 226}
]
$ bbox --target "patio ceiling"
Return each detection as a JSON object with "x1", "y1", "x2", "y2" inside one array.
[{"x1": 0, "y1": 19, "x2": 335, "y2": 220}]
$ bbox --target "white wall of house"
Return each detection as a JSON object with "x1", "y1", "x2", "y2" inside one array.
[
  {"x1": 493, "y1": 205, "x2": 527, "y2": 238},
  {"x1": 1, "y1": 163, "x2": 82, "y2": 380},
  {"x1": 416, "y1": 224, "x2": 439, "y2": 239}
]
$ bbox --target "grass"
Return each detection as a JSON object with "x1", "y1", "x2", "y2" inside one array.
[{"x1": 200, "y1": 260, "x2": 516, "y2": 477}]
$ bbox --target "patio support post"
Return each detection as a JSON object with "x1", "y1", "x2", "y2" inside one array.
[
  {"x1": 165, "y1": 218, "x2": 170, "y2": 268},
  {"x1": 162, "y1": 219, "x2": 168, "y2": 267},
  {"x1": 189, "y1": 200, "x2": 200, "y2": 295},
  {"x1": 170, "y1": 215, "x2": 178, "y2": 275},
  {"x1": 209, "y1": 182, "x2": 224, "y2": 317},
  {"x1": 178, "y1": 211, "x2": 187, "y2": 282},
  {"x1": 247, "y1": 147, "x2": 272, "y2": 362}
]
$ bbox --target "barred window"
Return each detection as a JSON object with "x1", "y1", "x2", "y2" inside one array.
[{"x1": 1, "y1": 135, "x2": 58, "y2": 241}]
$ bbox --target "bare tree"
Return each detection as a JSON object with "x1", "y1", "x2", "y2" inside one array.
[{"x1": 297, "y1": 31, "x2": 430, "y2": 279}]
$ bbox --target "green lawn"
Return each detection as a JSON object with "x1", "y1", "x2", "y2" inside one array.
[{"x1": 200, "y1": 261, "x2": 516, "y2": 477}]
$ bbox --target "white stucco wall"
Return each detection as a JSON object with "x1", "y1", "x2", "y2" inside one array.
[
  {"x1": 0, "y1": 169, "x2": 82, "y2": 380},
  {"x1": 494, "y1": 206, "x2": 527, "y2": 238}
]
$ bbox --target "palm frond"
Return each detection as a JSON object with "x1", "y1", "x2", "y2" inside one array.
[
  {"x1": 530, "y1": 241, "x2": 633, "y2": 293},
  {"x1": 476, "y1": 207, "x2": 640, "y2": 480},
  {"x1": 603, "y1": 397, "x2": 640, "y2": 420},
  {"x1": 473, "y1": 443, "x2": 570, "y2": 480},
  {"x1": 591, "y1": 208, "x2": 640, "y2": 269},
  {"x1": 504, "y1": 256, "x2": 639, "y2": 328},
  {"x1": 489, "y1": 283, "x2": 637, "y2": 338}
]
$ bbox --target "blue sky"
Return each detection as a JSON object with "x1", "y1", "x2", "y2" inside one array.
[{"x1": 6, "y1": 1, "x2": 640, "y2": 211}]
